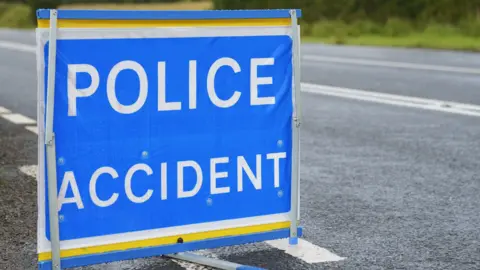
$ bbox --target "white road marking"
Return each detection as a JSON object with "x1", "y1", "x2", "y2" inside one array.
[
  {"x1": 303, "y1": 55, "x2": 480, "y2": 75},
  {"x1": 301, "y1": 83, "x2": 480, "y2": 117},
  {"x1": 19, "y1": 165, "x2": 37, "y2": 178},
  {"x1": 0, "y1": 40, "x2": 36, "y2": 53},
  {"x1": 0, "y1": 106, "x2": 11, "y2": 114},
  {"x1": 266, "y1": 238, "x2": 345, "y2": 263},
  {"x1": 25, "y1": 126, "x2": 38, "y2": 134},
  {"x1": 1, "y1": 113, "x2": 36, "y2": 124}
]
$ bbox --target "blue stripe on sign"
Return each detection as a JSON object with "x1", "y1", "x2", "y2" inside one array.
[
  {"x1": 36, "y1": 9, "x2": 302, "y2": 20},
  {"x1": 237, "y1": 266, "x2": 267, "y2": 270},
  {"x1": 38, "y1": 227, "x2": 303, "y2": 269}
]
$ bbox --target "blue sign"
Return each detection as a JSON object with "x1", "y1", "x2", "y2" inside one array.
[
  {"x1": 44, "y1": 34, "x2": 293, "y2": 240},
  {"x1": 36, "y1": 8, "x2": 302, "y2": 270}
]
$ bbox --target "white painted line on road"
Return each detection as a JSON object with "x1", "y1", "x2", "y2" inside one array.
[
  {"x1": 303, "y1": 55, "x2": 480, "y2": 75},
  {"x1": 0, "y1": 40, "x2": 36, "y2": 53},
  {"x1": 1, "y1": 113, "x2": 36, "y2": 125},
  {"x1": 266, "y1": 238, "x2": 345, "y2": 263},
  {"x1": 25, "y1": 126, "x2": 38, "y2": 134},
  {"x1": 302, "y1": 83, "x2": 480, "y2": 117},
  {"x1": 19, "y1": 165, "x2": 37, "y2": 178},
  {"x1": 0, "y1": 106, "x2": 11, "y2": 114}
]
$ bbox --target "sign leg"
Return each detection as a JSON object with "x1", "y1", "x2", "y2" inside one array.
[
  {"x1": 289, "y1": 9, "x2": 302, "y2": 246},
  {"x1": 45, "y1": 9, "x2": 61, "y2": 270}
]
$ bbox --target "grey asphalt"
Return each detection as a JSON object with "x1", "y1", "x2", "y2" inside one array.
[
  {"x1": 301, "y1": 44, "x2": 480, "y2": 105},
  {"x1": 1, "y1": 29, "x2": 479, "y2": 270}
]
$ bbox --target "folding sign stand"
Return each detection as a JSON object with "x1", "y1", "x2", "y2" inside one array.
[
  {"x1": 38, "y1": 7, "x2": 302, "y2": 270},
  {"x1": 289, "y1": 8, "x2": 302, "y2": 247},
  {"x1": 44, "y1": 9, "x2": 61, "y2": 270},
  {"x1": 166, "y1": 252, "x2": 265, "y2": 270}
]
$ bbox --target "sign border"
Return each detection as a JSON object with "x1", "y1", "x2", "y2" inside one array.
[
  {"x1": 36, "y1": 9, "x2": 303, "y2": 270},
  {"x1": 36, "y1": 9, "x2": 302, "y2": 20}
]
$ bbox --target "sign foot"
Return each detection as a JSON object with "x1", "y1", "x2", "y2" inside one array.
[
  {"x1": 289, "y1": 237, "x2": 299, "y2": 245},
  {"x1": 166, "y1": 252, "x2": 265, "y2": 270}
]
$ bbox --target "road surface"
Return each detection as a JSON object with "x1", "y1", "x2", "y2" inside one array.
[{"x1": 0, "y1": 29, "x2": 479, "y2": 270}]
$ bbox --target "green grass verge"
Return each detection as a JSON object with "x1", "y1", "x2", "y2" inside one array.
[
  {"x1": 60, "y1": 1, "x2": 212, "y2": 10},
  {"x1": 301, "y1": 19, "x2": 480, "y2": 52},
  {"x1": 0, "y1": 1, "x2": 212, "y2": 29},
  {"x1": 0, "y1": 3, "x2": 479, "y2": 52},
  {"x1": 0, "y1": 3, "x2": 33, "y2": 28},
  {"x1": 303, "y1": 34, "x2": 480, "y2": 52}
]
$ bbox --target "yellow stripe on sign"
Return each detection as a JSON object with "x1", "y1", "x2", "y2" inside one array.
[
  {"x1": 37, "y1": 18, "x2": 291, "y2": 28},
  {"x1": 38, "y1": 221, "x2": 290, "y2": 261}
]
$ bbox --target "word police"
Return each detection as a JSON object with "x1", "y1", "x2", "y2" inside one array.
[{"x1": 67, "y1": 57, "x2": 276, "y2": 116}]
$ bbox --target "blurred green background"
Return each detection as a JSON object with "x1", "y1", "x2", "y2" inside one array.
[{"x1": 1, "y1": 0, "x2": 479, "y2": 51}]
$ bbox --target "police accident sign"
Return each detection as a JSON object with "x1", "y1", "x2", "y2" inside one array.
[{"x1": 36, "y1": 9, "x2": 302, "y2": 268}]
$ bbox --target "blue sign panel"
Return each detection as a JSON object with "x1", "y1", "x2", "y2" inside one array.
[{"x1": 43, "y1": 34, "x2": 293, "y2": 241}]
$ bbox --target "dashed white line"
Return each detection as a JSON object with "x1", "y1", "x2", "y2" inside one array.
[
  {"x1": 0, "y1": 107, "x2": 39, "y2": 132},
  {"x1": 1, "y1": 113, "x2": 36, "y2": 125},
  {"x1": 25, "y1": 125, "x2": 38, "y2": 134},
  {"x1": 303, "y1": 55, "x2": 480, "y2": 75},
  {"x1": 19, "y1": 165, "x2": 37, "y2": 178},
  {"x1": 266, "y1": 238, "x2": 345, "y2": 263},
  {"x1": 0, "y1": 106, "x2": 11, "y2": 114}
]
